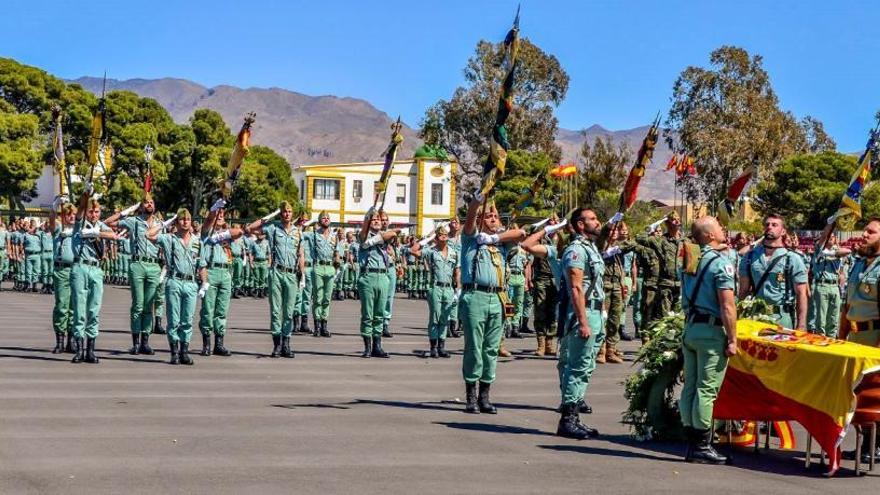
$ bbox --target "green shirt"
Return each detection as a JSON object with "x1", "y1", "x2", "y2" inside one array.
[
  {"x1": 635, "y1": 233, "x2": 682, "y2": 286},
  {"x1": 358, "y1": 232, "x2": 390, "y2": 270},
  {"x1": 39, "y1": 230, "x2": 53, "y2": 252},
  {"x1": 739, "y1": 245, "x2": 808, "y2": 306},
  {"x1": 199, "y1": 229, "x2": 233, "y2": 268},
  {"x1": 23, "y1": 232, "x2": 42, "y2": 253},
  {"x1": 72, "y1": 221, "x2": 111, "y2": 263},
  {"x1": 460, "y1": 233, "x2": 507, "y2": 287},
  {"x1": 156, "y1": 233, "x2": 199, "y2": 279},
  {"x1": 811, "y1": 249, "x2": 842, "y2": 284},
  {"x1": 230, "y1": 238, "x2": 243, "y2": 257},
  {"x1": 423, "y1": 246, "x2": 458, "y2": 285},
  {"x1": 119, "y1": 216, "x2": 161, "y2": 258},
  {"x1": 250, "y1": 238, "x2": 270, "y2": 261},
  {"x1": 263, "y1": 221, "x2": 301, "y2": 269},
  {"x1": 681, "y1": 246, "x2": 736, "y2": 319},
  {"x1": 506, "y1": 246, "x2": 530, "y2": 281},
  {"x1": 562, "y1": 236, "x2": 605, "y2": 303},
  {"x1": 53, "y1": 225, "x2": 75, "y2": 264},
  {"x1": 118, "y1": 237, "x2": 131, "y2": 255},
  {"x1": 846, "y1": 256, "x2": 880, "y2": 322},
  {"x1": 303, "y1": 229, "x2": 335, "y2": 262}
]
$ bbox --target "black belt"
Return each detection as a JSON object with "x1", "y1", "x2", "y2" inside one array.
[
  {"x1": 510, "y1": 270, "x2": 524, "y2": 275},
  {"x1": 208, "y1": 262, "x2": 229, "y2": 269},
  {"x1": 75, "y1": 258, "x2": 101, "y2": 267},
  {"x1": 463, "y1": 283, "x2": 503, "y2": 293},
  {"x1": 586, "y1": 300, "x2": 603, "y2": 311},
  {"x1": 688, "y1": 313, "x2": 722, "y2": 326},
  {"x1": 304, "y1": 262, "x2": 313, "y2": 267},
  {"x1": 365, "y1": 268, "x2": 387, "y2": 274},
  {"x1": 855, "y1": 320, "x2": 880, "y2": 332},
  {"x1": 253, "y1": 258, "x2": 268, "y2": 262},
  {"x1": 316, "y1": 260, "x2": 333, "y2": 266},
  {"x1": 434, "y1": 282, "x2": 453, "y2": 288},
  {"x1": 54, "y1": 261, "x2": 73, "y2": 269},
  {"x1": 816, "y1": 281, "x2": 838, "y2": 286},
  {"x1": 132, "y1": 255, "x2": 159, "y2": 263},
  {"x1": 273, "y1": 265, "x2": 297, "y2": 274},
  {"x1": 171, "y1": 272, "x2": 195, "y2": 282}
]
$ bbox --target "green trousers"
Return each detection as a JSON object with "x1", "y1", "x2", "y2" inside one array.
[
  {"x1": 631, "y1": 277, "x2": 643, "y2": 331},
  {"x1": 558, "y1": 308, "x2": 605, "y2": 405},
  {"x1": 242, "y1": 259, "x2": 252, "y2": 289},
  {"x1": 810, "y1": 283, "x2": 841, "y2": 337},
  {"x1": 199, "y1": 268, "x2": 231, "y2": 336},
  {"x1": 232, "y1": 258, "x2": 243, "y2": 289},
  {"x1": 680, "y1": 322, "x2": 728, "y2": 430},
  {"x1": 129, "y1": 261, "x2": 161, "y2": 335},
  {"x1": 119, "y1": 254, "x2": 130, "y2": 283},
  {"x1": 25, "y1": 253, "x2": 41, "y2": 283},
  {"x1": 385, "y1": 271, "x2": 397, "y2": 323},
  {"x1": 461, "y1": 290, "x2": 504, "y2": 384},
  {"x1": 155, "y1": 277, "x2": 165, "y2": 320},
  {"x1": 771, "y1": 310, "x2": 795, "y2": 330},
  {"x1": 71, "y1": 263, "x2": 104, "y2": 339},
  {"x1": 428, "y1": 286, "x2": 455, "y2": 339},
  {"x1": 359, "y1": 272, "x2": 388, "y2": 337},
  {"x1": 52, "y1": 266, "x2": 73, "y2": 335},
  {"x1": 295, "y1": 267, "x2": 313, "y2": 317},
  {"x1": 405, "y1": 265, "x2": 415, "y2": 290},
  {"x1": 165, "y1": 278, "x2": 197, "y2": 344},
  {"x1": 253, "y1": 260, "x2": 268, "y2": 289},
  {"x1": 508, "y1": 275, "x2": 526, "y2": 331},
  {"x1": 0, "y1": 252, "x2": 7, "y2": 279},
  {"x1": 311, "y1": 264, "x2": 335, "y2": 321},
  {"x1": 532, "y1": 280, "x2": 558, "y2": 337},
  {"x1": 621, "y1": 275, "x2": 633, "y2": 327},
  {"x1": 269, "y1": 269, "x2": 299, "y2": 337},
  {"x1": 604, "y1": 282, "x2": 623, "y2": 347},
  {"x1": 41, "y1": 252, "x2": 53, "y2": 284},
  {"x1": 642, "y1": 282, "x2": 675, "y2": 331}
]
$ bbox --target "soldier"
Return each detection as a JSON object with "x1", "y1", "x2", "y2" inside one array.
[
  {"x1": 527, "y1": 216, "x2": 561, "y2": 355},
  {"x1": 357, "y1": 207, "x2": 398, "y2": 358},
  {"x1": 841, "y1": 217, "x2": 880, "y2": 463},
  {"x1": 147, "y1": 209, "x2": 198, "y2": 365},
  {"x1": 809, "y1": 226, "x2": 850, "y2": 337},
  {"x1": 295, "y1": 212, "x2": 314, "y2": 335},
  {"x1": 738, "y1": 214, "x2": 808, "y2": 329},
  {"x1": 39, "y1": 221, "x2": 54, "y2": 293},
  {"x1": 418, "y1": 226, "x2": 460, "y2": 358},
  {"x1": 303, "y1": 211, "x2": 335, "y2": 337},
  {"x1": 403, "y1": 236, "x2": 418, "y2": 298},
  {"x1": 459, "y1": 194, "x2": 525, "y2": 414},
  {"x1": 250, "y1": 231, "x2": 270, "y2": 298},
  {"x1": 0, "y1": 220, "x2": 8, "y2": 290},
  {"x1": 344, "y1": 231, "x2": 359, "y2": 299},
  {"x1": 679, "y1": 216, "x2": 737, "y2": 464},
  {"x1": 379, "y1": 210, "x2": 398, "y2": 338},
  {"x1": 48, "y1": 197, "x2": 76, "y2": 353},
  {"x1": 117, "y1": 233, "x2": 131, "y2": 286},
  {"x1": 556, "y1": 208, "x2": 606, "y2": 438},
  {"x1": 247, "y1": 203, "x2": 304, "y2": 357},
  {"x1": 70, "y1": 189, "x2": 125, "y2": 364},
  {"x1": 599, "y1": 223, "x2": 627, "y2": 364},
  {"x1": 446, "y1": 217, "x2": 463, "y2": 338},
  {"x1": 332, "y1": 229, "x2": 347, "y2": 300},
  {"x1": 505, "y1": 240, "x2": 530, "y2": 341},
  {"x1": 22, "y1": 220, "x2": 42, "y2": 292},
  {"x1": 634, "y1": 212, "x2": 683, "y2": 331},
  {"x1": 117, "y1": 194, "x2": 163, "y2": 355},
  {"x1": 241, "y1": 231, "x2": 255, "y2": 297},
  {"x1": 230, "y1": 231, "x2": 245, "y2": 299},
  {"x1": 618, "y1": 224, "x2": 637, "y2": 341},
  {"x1": 198, "y1": 199, "x2": 244, "y2": 356}
]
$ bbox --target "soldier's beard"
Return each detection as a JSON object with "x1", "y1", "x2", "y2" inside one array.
[
  {"x1": 764, "y1": 232, "x2": 778, "y2": 241},
  {"x1": 858, "y1": 241, "x2": 880, "y2": 257}
]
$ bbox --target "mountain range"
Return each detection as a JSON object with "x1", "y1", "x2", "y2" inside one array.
[{"x1": 73, "y1": 77, "x2": 677, "y2": 202}]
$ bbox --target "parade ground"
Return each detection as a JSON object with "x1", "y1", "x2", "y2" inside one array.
[{"x1": 0, "y1": 288, "x2": 874, "y2": 494}]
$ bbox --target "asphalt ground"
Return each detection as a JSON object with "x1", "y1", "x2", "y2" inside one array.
[{"x1": 0, "y1": 286, "x2": 876, "y2": 494}]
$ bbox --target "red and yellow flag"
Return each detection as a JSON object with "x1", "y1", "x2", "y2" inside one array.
[
  {"x1": 619, "y1": 118, "x2": 660, "y2": 212},
  {"x1": 222, "y1": 112, "x2": 256, "y2": 198}
]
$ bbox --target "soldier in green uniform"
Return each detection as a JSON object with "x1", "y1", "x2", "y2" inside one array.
[
  {"x1": 147, "y1": 209, "x2": 199, "y2": 365},
  {"x1": 22, "y1": 220, "x2": 42, "y2": 292},
  {"x1": 117, "y1": 195, "x2": 163, "y2": 355},
  {"x1": 631, "y1": 212, "x2": 683, "y2": 332},
  {"x1": 198, "y1": 199, "x2": 244, "y2": 356},
  {"x1": 345, "y1": 232, "x2": 359, "y2": 299},
  {"x1": 618, "y1": 224, "x2": 637, "y2": 341},
  {"x1": 417, "y1": 226, "x2": 460, "y2": 358},
  {"x1": 506, "y1": 241, "x2": 530, "y2": 341},
  {"x1": 557, "y1": 208, "x2": 606, "y2": 438},
  {"x1": 241, "y1": 232, "x2": 255, "y2": 297},
  {"x1": 0, "y1": 221, "x2": 8, "y2": 290},
  {"x1": 459, "y1": 194, "x2": 525, "y2": 414},
  {"x1": 357, "y1": 207, "x2": 398, "y2": 358},
  {"x1": 117, "y1": 235, "x2": 130, "y2": 286},
  {"x1": 403, "y1": 236, "x2": 418, "y2": 298},
  {"x1": 600, "y1": 224, "x2": 627, "y2": 364},
  {"x1": 70, "y1": 191, "x2": 124, "y2": 364},
  {"x1": 738, "y1": 214, "x2": 808, "y2": 329},
  {"x1": 303, "y1": 211, "x2": 336, "y2": 337},
  {"x1": 446, "y1": 218, "x2": 463, "y2": 338},
  {"x1": 230, "y1": 233, "x2": 244, "y2": 298},
  {"x1": 809, "y1": 227, "x2": 849, "y2": 337},
  {"x1": 39, "y1": 222, "x2": 54, "y2": 293},
  {"x1": 48, "y1": 197, "x2": 76, "y2": 353},
  {"x1": 250, "y1": 232, "x2": 270, "y2": 298},
  {"x1": 678, "y1": 216, "x2": 737, "y2": 464},
  {"x1": 332, "y1": 229, "x2": 347, "y2": 300},
  {"x1": 9, "y1": 221, "x2": 22, "y2": 290},
  {"x1": 379, "y1": 210, "x2": 398, "y2": 338},
  {"x1": 528, "y1": 217, "x2": 561, "y2": 355}
]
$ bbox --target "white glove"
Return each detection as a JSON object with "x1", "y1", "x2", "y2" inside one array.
[
  {"x1": 60, "y1": 227, "x2": 74, "y2": 238},
  {"x1": 365, "y1": 206, "x2": 376, "y2": 221},
  {"x1": 84, "y1": 181, "x2": 94, "y2": 196},
  {"x1": 362, "y1": 233, "x2": 384, "y2": 248},
  {"x1": 647, "y1": 218, "x2": 664, "y2": 233},
  {"x1": 475, "y1": 232, "x2": 499, "y2": 245},
  {"x1": 826, "y1": 213, "x2": 839, "y2": 225},
  {"x1": 418, "y1": 234, "x2": 436, "y2": 247},
  {"x1": 530, "y1": 218, "x2": 550, "y2": 230},
  {"x1": 210, "y1": 231, "x2": 232, "y2": 244},
  {"x1": 80, "y1": 226, "x2": 101, "y2": 238},
  {"x1": 609, "y1": 211, "x2": 624, "y2": 224},
  {"x1": 210, "y1": 198, "x2": 226, "y2": 213},
  {"x1": 120, "y1": 203, "x2": 140, "y2": 218},
  {"x1": 162, "y1": 214, "x2": 178, "y2": 229},
  {"x1": 473, "y1": 190, "x2": 484, "y2": 203},
  {"x1": 261, "y1": 209, "x2": 280, "y2": 222},
  {"x1": 158, "y1": 267, "x2": 167, "y2": 284},
  {"x1": 821, "y1": 249, "x2": 836, "y2": 257},
  {"x1": 602, "y1": 246, "x2": 622, "y2": 259},
  {"x1": 544, "y1": 219, "x2": 568, "y2": 236},
  {"x1": 52, "y1": 195, "x2": 68, "y2": 210},
  {"x1": 198, "y1": 282, "x2": 210, "y2": 299}
]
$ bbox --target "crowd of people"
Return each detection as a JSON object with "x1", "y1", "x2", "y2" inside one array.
[{"x1": 1, "y1": 184, "x2": 878, "y2": 465}]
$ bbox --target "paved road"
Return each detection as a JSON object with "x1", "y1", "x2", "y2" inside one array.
[{"x1": 0, "y1": 287, "x2": 874, "y2": 494}]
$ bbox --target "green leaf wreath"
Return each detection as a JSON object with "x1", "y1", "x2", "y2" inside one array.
[{"x1": 622, "y1": 297, "x2": 776, "y2": 441}]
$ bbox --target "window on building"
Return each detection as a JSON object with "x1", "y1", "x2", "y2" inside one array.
[
  {"x1": 396, "y1": 183, "x2": 406, "y2": 204},
  {"x1": 314, "y1": 178, "x2": 340, "y2": 200},
  {"x1": 352, "y1": 180, "x2": 363, "y2": 202},
  {"x1": 431, "y1": 183, "x2": 443, "y2": 205},
  {"x1": 300, "y1": 179, "x2": 305, "y2": 200}
]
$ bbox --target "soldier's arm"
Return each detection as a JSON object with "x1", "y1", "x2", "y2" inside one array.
[
  {"x1": 718, "y1": 288, "x2": 738, "y2": 356},
  {"x1": 463, "y1": 194, "x2": 482, "y2": 236},
  {"x1": 521, "y1": 229, "x2": 549, "y2": 259},
  {"x1": 568, "y1": 267, "x2": 591, "y2": 339},
  {"x1": 794, "y1": 283, "x2": 808, "y2": 330}
]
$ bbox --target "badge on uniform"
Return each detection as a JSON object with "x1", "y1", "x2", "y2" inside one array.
[
  {"x1": 776, "y1": 272, "x2": 784, "y2": 283},
  {"x1": 863, "y1": 283, "x2": 872, "y2": 295}
]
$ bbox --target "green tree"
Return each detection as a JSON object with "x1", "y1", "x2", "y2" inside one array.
[
  {"x1": 490, "y1": 150, "x2": 563, "y2": 219},
  {"x1": 420, "y1": 38, "x2": 569, "y2": 190},
  {"x1": 578, "y1": 135, "x2": 632, "y2": 205},
  {"x1": 666, "y1": 46, "x2": 831, "y2": 213},
  {"x1": 229, "y1": 145, "x2": 300, "y2": 217},
  {"x1": 0, "y1": 107, "x2": 42, "y2": 207}
]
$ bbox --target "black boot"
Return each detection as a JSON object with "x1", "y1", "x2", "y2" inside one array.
[
  {"x1": 52, "y1": 333, "x2": 64, "y2": 354},
  {"x1": 509, "y1": 323, "x2": 522, "y2": 339},
  {"x1": 84, "y1": 337, "x2": 99, "y2": 364},
  {"x1": 578, "y1": 399, "x2": 592, "y2": 414},
  {"x1": 179, "y1": 342, "x2": 193, "y2": 365},
  {"x1": 520, "y1": 317, "x2": 533, "y2": 334},
  {"x1": 437, "y1": 339, "x2": 450, "y2": 358},
  {"x1": 477, "y1": 382, "x2": 497, "y2": 414},
  {"x1": 382, "y1": 322, "x2": 393, "y2": 338},
  {"x1": 64, "y1": 333, "x2": 75, "y2": 353},
  {"x1": 682, "y1": 426, "x2": 695, "y2": 462},
  {"x1": 138, "y1": 333, "x2": 155, "y2": 355},
  {"x1": 129, "y1": 333, "x2": 141, "y2": 355},
  {"x1": 619, "y1": 324, "x2": 633, "y2": 341},
  {"x1": 71, "y1": 337, "x2": 84, "y2": 363},
  {"x1": 280, "y1": 336, "x2": 294, "y2": 358},
  {"x1": 312, "y1": 318, "x2": 320, "y2": 337},
  {"x1": 213, "y1": 335, "x2": 231, "y2": 356},
  {"x1": 689, "y1": 429, "x2": 727, "y2": 464},
  {"x1": 169, "y1": 341, "x2": 180, "y2": 365},
  {"x1": 270, "y1": 335, "x2": 281, "y2": 358},
  {"x1": 153, "y1": 316, "x2": 165, "y2": 335},
  {"x1": 361, "y1": 336, "x2": 372, "y2": 358},
  {"x1": 300, "y1": 315, "x2": 311, "y2": 335},
  {"x1": 201, "y1": 334, "x2": 212, "y2": 356},
  {"x1": 557, "y1": 403, "x2": 591, "y2": 439},
  {"x1": 465, "y1": 382, "x2": 479, "y2": 414},
  {"x1": 429, "y1": 339, "x2": 439, "y2": 358},
  {"x1": 320, "y1": 320, "x2": 331, "y2": 338},
  {"x1": 449, "y1": 321, "x2": 461, "y2": 338},
  {"x1": 231, "y1": 288, "x2": 240, "y2": 299},
  {"x1": 371, "y1": 335, "x2": 389, "y2": 358}
]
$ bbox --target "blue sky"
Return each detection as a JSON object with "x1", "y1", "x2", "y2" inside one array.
[{"x1": 2, "y1": 0, "x2": 876, "y2": 150}]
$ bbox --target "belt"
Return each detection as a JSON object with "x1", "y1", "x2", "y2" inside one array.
[
  {"x1": 132, "y1": 255, "x2": 159, "y2": 263},
  {"x1": 855, "y1": 320, "x2": 880, "y2": 332},
  {"x1": 75, "y1": 258, "x2": 101, "y2": 267},
  {"x1": 463, "y1": 283, "x2": 503, "y2": 293},
  {"x1": 208, "y1": 262, "x2": 229, "y2": 269},
  {"x1": 688, "y1": 313, "x2": 722, "y2": 326},
  {"x1": 273, "y1": 265, "x2": 298, "y2": 274},
  {"x1": 816, "y1": 281, "x2": 838, "y2": 286},
  {"x1": 171, "y1": 272, "x2": 195, "y2": 282},
  {"x1": 54, "y1": 261, "x2": 73, "y2": 269},
  {"x1": 304, "y1": 262, "x2": 313, "y2": 267},
  {"x1": 365, "y1": 268, "x2": 387, "y2": 274},
  {"x1": 510, "y1": 270, "x2": 524, "y2": 275},
  {"x1": 317, "y1": 260, "x2": 333, "y2": 266},
  {"x1": 42, "y1": 250, "x2": 52, "y2": 254},
  {"x1": 435, "y1": 282, "x2": 453, "y2": 288},
  {"x1": 254, "y1": 258, "x2": 268, "y2": 262},
  {"x1": 586, "y1": 300, "x2": 603, "y2": 311}
]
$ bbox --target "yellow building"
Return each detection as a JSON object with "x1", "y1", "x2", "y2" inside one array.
[{"x1": 292, "y1": 157, "x2": 457, "y2": 236}]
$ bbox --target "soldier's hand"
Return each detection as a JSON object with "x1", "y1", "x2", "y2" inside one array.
[
  {"x1": 578, "y1": 321, "x2": 591, "y2": 339},
  {"x1": 725, "y1": 341, "x2": 737, "y2": 357}
]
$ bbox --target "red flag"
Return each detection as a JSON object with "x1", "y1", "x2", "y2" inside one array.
[
  {"x1": 619, "y1": 119, "x2": 660, "y2": 212},
  {"x1": 665, "y1": 154, "x2": 678, "y2": 171},
  {"x1": 686, "y1": 156, "x2": 696, "y2": 176}
]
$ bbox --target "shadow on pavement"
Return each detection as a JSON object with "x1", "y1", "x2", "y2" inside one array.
[
  {"x1": 341, "y1": 399, "x2": 463, "y2": 412},
  {"x1": 538, "y1": 443, "x2": 679, "y2": 462},
  {"x1": 435, "y1": 421, "x2": 556, "y2": 437},
  {"x1": 272, "y1": 403, "x2": 351, "y2": 410},
  {"x1": 0, "y1": 353, "x2": 69, "y2": 362}
]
